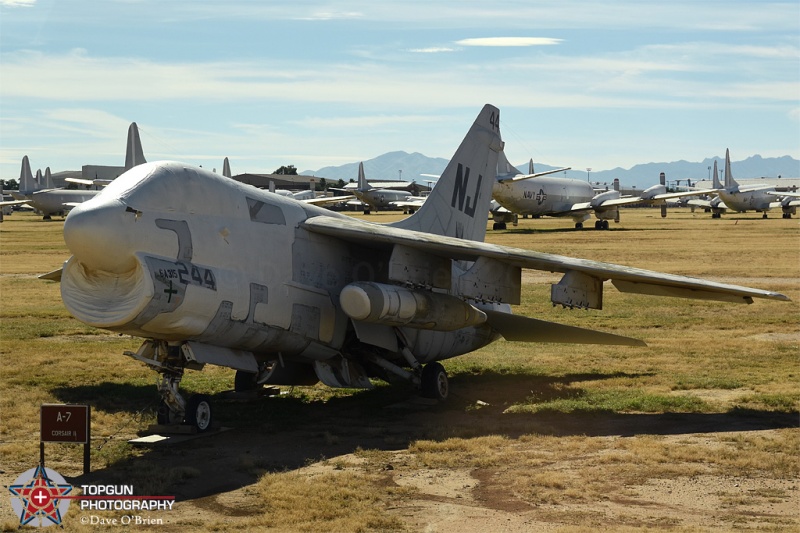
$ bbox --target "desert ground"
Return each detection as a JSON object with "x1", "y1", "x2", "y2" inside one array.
[{"x1": 1, "y1": 207, "x2": 798, "y2": 532}]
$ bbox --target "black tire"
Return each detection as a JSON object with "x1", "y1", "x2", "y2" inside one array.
[
  {"x1": 184, "y1": 394, "x2": 213, "y2": 432},
  {"x1": 234, "y1": 370, "x2": 259, "y2": 392},
  {"x1": 421, "y1": 362, "x2": 449, "y2": 400}
]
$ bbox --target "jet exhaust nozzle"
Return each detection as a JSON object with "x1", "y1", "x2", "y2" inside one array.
[{"x1": 339, "y1": 281, "x2": 487, "y2": 331}]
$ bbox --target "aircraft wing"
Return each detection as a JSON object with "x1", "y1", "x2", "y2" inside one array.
[
  {"x1": 0, "y1": 199, "x2": 31, "y2": 208},
  {"x1": 66, "y1": 177, "x2": 112, "y2": 187},
  {"x1": 648, "y1": 188, "x2": 719, "y2": 201},
  {"x1": 499, "y1": 167, "x2": 572, "y2": 183},
  {"x1": 591, "y1": 189, "x2": 720, "y2": 211},
  {"x1": 391, "y1": 198, "x2": 427, "y2": 209},
  {"x1": 302, "y1": 215, "x2": 788, "y2": 304},
  {"x1": 767, "y1": 191, "x2": 800, "y2": 199},
  {"x1": 302, "y1": 195, "x2": 355, "y2": 206}
]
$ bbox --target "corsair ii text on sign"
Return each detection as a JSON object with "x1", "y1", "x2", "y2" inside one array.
[{"x1": 41, "y1": 404, "x2": 89, "y2": 443}]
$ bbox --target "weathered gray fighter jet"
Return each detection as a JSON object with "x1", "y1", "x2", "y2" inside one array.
[{"x1": 52, "y1": 105, "x2": 788, "y2": 431}]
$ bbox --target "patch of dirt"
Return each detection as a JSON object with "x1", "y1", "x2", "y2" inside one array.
[
  {"x1": 2, "y1": 395, "x2": 797, "y2": 531},
  {"x1": 748, "y1": 332, "x2": 800, "y2": 342}
]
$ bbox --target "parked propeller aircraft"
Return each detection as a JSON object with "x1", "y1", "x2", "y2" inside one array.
[
  {"x1": 348, "y1": 162, "x2": 412, "y2": 213},
  {"x1": 267, "y1": 180, "x2": 354, "y2": 206},
  {"x1": 491, "y1": 153, "x2": 716, "y2": 230},
  {"x1": 49, "y1": 105, "x2": 787, "y2": 432},
  {"x1": 2, "y1": 123, "x2": 147, "y2": 219},
  {"x1": 0, "y1": 157, "x2": 99, "y2": 219},
  {"x1": 688, "y1": 150, "x2": 799, "y2": 219}
]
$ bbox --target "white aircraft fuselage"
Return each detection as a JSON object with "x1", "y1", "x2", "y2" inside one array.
[
  {"x1": 24, "y1": 189, "x2": 99, "y2": 217},
  {"x1": 492, "y1": 176, "x2": 595, "y2": 218},
  {"x1": 717, "y1": 186, "x2": 775, "y2": 212},
  {"x1": 356, "y1": 188, "x2": 411, "y2": 210}
]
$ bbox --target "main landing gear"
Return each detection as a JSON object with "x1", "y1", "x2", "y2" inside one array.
[
  {"x1": 594, "y1": 220, "x2": 610, "y2": 230},
  {"x1": 155, "y1": 367, "x2": 214, "y2": 433},
  {"x1": 126, "y1": 341, "x2": 215, "y2": 433}
]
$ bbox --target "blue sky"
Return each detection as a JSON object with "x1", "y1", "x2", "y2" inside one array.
[{"x1": 1, "y1": 0, "x2": 798, "y2": 181}]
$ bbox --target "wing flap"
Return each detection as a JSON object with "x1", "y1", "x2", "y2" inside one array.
[{"x1": 484, "y1": 310, "x2": 646, "y2": 346}]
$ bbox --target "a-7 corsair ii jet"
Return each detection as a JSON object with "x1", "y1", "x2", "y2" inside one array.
[{"x1": 52, "y1": 105, "x2": 788, "y2": 431}]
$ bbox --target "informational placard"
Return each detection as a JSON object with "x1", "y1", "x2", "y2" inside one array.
[{"x1": 41, "y1": 404, "x2": 89, "y2": 443}]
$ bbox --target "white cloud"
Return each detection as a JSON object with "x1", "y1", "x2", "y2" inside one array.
[
  {"x1": 0, "y1": 0, "x2": 36, "y2": 6},
  {"x1": 408, "y1": 47, "x2": 457, "y2": 54},
  {"x1": 455, "y1": 37, "x2": 562, "y2": 47}
]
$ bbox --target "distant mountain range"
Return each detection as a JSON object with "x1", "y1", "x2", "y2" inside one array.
[{"x1": 304, "y1": 152, "x2": 800, "y2": 189}]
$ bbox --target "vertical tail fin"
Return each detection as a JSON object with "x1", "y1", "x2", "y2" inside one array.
[
  {"x1": 712, "y1": 160, "x2": 722, "y2": 189},
  {"x1": 222, "y1": 157, "x2": 232, "y2": 178},
  {"x1": 659, "y1": 172, "x2": 667, "y2": 218},
  {"x1": 19, "y1": 156, "x2": 36, "y2": 193},
  {"x1": 528, "y1": 159, "x2": 535, "y2": 174},
  {"x1": 44, "y1": 168, "x2": 54, "y2": 189},
  {"x1": 392, "y1": 104, "x2": 503, "y2": 242},
  {"x1": 496, "y1": 150, "x2": 522, "y2": 178},
  {"x1": 357, "y1": 162, "x2": 369, "y2": 191},
  {"x1": 724, "y1": 148, "x2": 738, "y2": 188},
  {"x1": 124, "y1": 122, "x2": 147, "y2": 170}
]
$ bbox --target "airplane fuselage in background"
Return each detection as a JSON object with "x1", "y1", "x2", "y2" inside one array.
[
  {"x1": 24, "y1": 189, "x2": 99, "y2": 217},
  {"x1": 492, "y1": 176, "x2": 595, "y2": 217},
  {"x1": 717, "y1": 186, "x2": 775, "y2": 212},
  {"x1": 356, "y1": 189, "x2": 411, "y2": 210}
]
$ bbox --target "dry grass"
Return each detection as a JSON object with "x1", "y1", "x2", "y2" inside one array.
[{"x1": 1, "y1": 207, "x2": 798, "y2": 531}]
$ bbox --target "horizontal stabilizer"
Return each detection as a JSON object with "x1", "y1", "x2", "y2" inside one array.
[
  {"x1": 484, "y1": 310, "x2": 646, "y2": 346},
  {"x1": 39, "y1": 268, "x2": 63, "y2": 282}
]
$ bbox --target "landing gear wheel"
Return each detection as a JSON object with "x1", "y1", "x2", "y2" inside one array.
[
  {"x1": 156, "y1": 400, "x2": 182, "y2": 425},
  {"x1": 602, "y1": 220, "x2": 609, "y2": 230},
  {"x1": 421, "y1": 362, "x2": 449, "y2": 400},
  {"x1": 234, "y1": 370, "x2": 259, "y2": 392},
  {"x1": 184, "y1": 394, "x2": 213, "y2": 432},
  {"x1": 762, "y1": 213, "x2": 768, "y2": 219},
  {"x1": 575, "y1": 222, "x2": 583, "y2": 229},
  {"x1": 492, "y1": 222, "x2": 507, "y2": 230}
]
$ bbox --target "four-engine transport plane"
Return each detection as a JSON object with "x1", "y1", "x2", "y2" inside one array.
[
  {"x1": 491, "y1": 153, "x2": 716, "y2": 230},
  {"x1": 2, "y1": 123, "x2": 148, "y2": 219},
  {"x1": 348, "y1": 162, "x2": 412, "y2": 213},
  {"x1": 0, "y1": 157, "x2": 99, "y2": 219},
  {"x1": 689, "y1": 150, "x2": 799, "y2": 219},
  {"x1": 51, "y1": 105, "x2": 788, "y2": 432}
]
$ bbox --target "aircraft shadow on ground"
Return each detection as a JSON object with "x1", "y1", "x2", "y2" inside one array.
[{"x1": 59, "y1": 371, "x2": 798, "y2": 502}]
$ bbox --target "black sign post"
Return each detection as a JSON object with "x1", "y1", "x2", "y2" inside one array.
[{"x1": 40, "y1": 404, "x2": 91, "y2": 475}]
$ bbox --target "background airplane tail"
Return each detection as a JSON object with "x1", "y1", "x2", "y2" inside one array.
[
  {"x1": 712, "y1": 160, "x2": 722, "y2": 189},
  {"x1": 19, "y1": 156, "x2": 37, "y2": 193},
  {"x1": 496, "y1": 150, "x2": 523, "y2": 178},
  {"x1": 357, "y1": 162, "x2": 368, "y2": 191},
  {"x1": 392, "y1": 104, "x2": 503, "y2": 242},
  {"x1": 124, "y1": 122, "x2": 147, "y2": 170},
  {"x1": 724, "y1": 148, "x2": 738, "y2": 188},
  {"x1": 43, "y1": 168, "x2": 54, "y2": 189}
]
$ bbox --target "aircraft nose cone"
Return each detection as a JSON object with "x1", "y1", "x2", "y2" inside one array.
[{"x1": 64, "y1": 199, "x2": 138, "y2": 273}]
